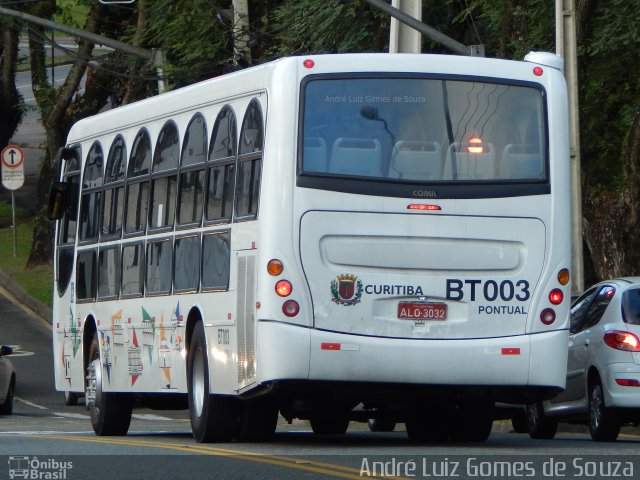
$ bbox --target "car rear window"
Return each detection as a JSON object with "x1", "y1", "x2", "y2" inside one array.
[{"x1": 622, "y1": 288, "x2": 640, "y2": 325}]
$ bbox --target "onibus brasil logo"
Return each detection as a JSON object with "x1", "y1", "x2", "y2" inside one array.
[{"x1": 330, "y1": 274, "x2": 363, "y2": 306}]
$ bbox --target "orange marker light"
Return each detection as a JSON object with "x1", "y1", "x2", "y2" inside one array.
[{"x1": 267, "y1": 259, "x2": 284, "y2": 276}]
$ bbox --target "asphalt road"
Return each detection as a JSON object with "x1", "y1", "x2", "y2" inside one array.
[{"x1": 1, "y1": 288, "x2": 640, "y2": 480}]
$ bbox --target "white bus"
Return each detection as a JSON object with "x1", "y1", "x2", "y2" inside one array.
[{"x1": 49, "y1": 52, "x2": 571, "y2": 443}]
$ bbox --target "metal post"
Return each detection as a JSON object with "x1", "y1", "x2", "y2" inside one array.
[
  {"x1": 557, "y1": 0, "x2": 583, "y2": 295},
  {"x1": 51, "y1": 28, "x2": 55, "y2": 86},
  {"x1": 389, "y1": 0, "x2": 422, "y2": 54},
  {"x1": 11, "y1": 191, "x2": 17, "y2": 257}
]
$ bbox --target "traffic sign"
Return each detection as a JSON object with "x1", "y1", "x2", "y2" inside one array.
[{"x1": 1, "y1": 145, "x2": 25, "y2": 190}]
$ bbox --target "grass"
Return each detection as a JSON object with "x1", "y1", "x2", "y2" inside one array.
[{"x1": 0, "y1": 204, "x2": 53, "y2": 307}]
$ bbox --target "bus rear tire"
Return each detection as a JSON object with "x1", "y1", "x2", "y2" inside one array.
[
  {"x1": 405, "y1": 410, "x2": 448, "y2": 443},
  {"x1": 188, "y1": 322, "x2": 238, "y2": 443},
  {"x1": 449, "y1": 401, "x2": 493, "y2": 442},
  {"x1": 87, "y1": 333, "x2": 132, "y2": 436},
  {"x1": 368, "y1": 418, "x2": 396, "y2": 432},
  {"x1": 236, "y1": 397, "x2": 279, "y2": 442}
]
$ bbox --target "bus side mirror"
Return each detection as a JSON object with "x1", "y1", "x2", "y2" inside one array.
[{"x1": 47, "y1": 181, "x2": 68, "y2": 220}]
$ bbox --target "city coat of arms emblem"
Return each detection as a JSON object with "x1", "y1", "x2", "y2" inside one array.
[{"x1": 330, "y1": 274, "x2": 363, "y2": 306}]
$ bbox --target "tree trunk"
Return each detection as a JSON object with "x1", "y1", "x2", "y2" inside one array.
[
  {"x1": 0, "y1": 20, "x2": 24, "y2": 149},
  {"x1": 27, "y1": 3, "x2": 103, "y2": 267}
]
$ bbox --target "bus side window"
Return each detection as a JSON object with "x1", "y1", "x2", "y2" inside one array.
[
  {"x1": 206, "y1": 106, "x2": 237, "y2": 223},
  {"x1": 121, "y1": 243, "x2": 144, "y2": 297},
  {"x1": 102, "y1": 136, "x2": 126, "y2": 238},
  {"x1": 174, "y1": 235, "x2": 200, "y2": 292},
  {"x1": 178, "y1": 114, "x2": 207, "y2": 226},
  {"x1": 146, "y1": 238, "x2": 173, "y2": 295},
  {"x1": 78, "y1": 142, "x2": 103, "y2": 243},
  {"x1": 56, "y1": 147, "x2": 81, "y2": 297},
  {"x1": 125, "y1": 129, "x2": 152, "y2": 235},
  {"x1": 235, "y1": 99, "x2": 263, "y2": 220},
  {"x1": 76, "y1": 249, "x2": 97, "y2": 302},
  {"x1": 98, "y1": 246, "x2": 120, "y2": 300},
  {"x1": 202, "y1": 232, "x2": 230, "y2": 291},
  {"x1": 150, "y1": 121, "x2": 179, "y2": 230}
]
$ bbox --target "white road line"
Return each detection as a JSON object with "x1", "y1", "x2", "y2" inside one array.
[
  {"x1": 131, "y1": 414, "x2": 174, "y2": 421},
  {"x1": 53, "y1": 412, "x2": 90, "y2": 419},
  {"x1": 15, "y1": 397, "x2": 48, "y2": 410}
]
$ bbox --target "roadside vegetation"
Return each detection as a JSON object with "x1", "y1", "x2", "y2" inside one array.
[{"x1": 0, "y1": 202, "x2": 52, "y2": 307}]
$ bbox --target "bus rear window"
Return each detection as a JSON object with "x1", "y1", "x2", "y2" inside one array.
[{"x1": 299, "y1": 75, "x2": 547, "y2": 197}]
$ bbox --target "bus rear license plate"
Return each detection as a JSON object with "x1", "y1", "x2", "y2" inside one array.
[{"x1": 398, "y1": 302, "x2": 447, "y2": 320}]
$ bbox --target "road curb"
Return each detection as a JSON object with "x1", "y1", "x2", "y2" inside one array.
[{"x1": 0, "y1": 268, "x2": 52, "y2": 324}]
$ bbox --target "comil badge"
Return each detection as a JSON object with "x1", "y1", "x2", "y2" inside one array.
[{"x1": 331, "y1": 274, "x2": 363, "y2": 306}]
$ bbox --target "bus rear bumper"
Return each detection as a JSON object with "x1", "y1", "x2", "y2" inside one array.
[{"x1": 257, "y1": 321, "x2": 568, "y2": 395}]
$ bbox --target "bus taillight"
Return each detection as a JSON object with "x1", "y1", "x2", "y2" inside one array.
[
  {"x1": 549, "y1": 289, "x2": 563, "y2": 305},
  {"x1": 283, "y1": 300, "x2": 300, "y2": 317},
  {"x1": 557, "y1": 268, "x2": 570, "y2": 286},
  {"x1": 275, "y1": 280, "x2": 292, "y2": 297}
]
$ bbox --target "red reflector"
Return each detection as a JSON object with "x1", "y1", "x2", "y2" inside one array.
[
  {"x1": 303, "y1": 59, "x2": 315, "y2": 69},
  {"x1": 321, "y1": 343, "x2": 341, "y2": 351},
  {"x1": 615, "y1": 379, "x2": 640, "y2": 387},
  {"x1": 407, "y1": 204, "x2": 441, "y2": 211},
  {"x1": 501, "y1": 348, "x2": 521, "y2": 355},
  {"x1": 533, "y1": 66, "x2": 544, "y2": 76},
  {"x1": 282, "y1": 300, "x2": 300, "y2": 317},
  {"x1": 604, "y1": 330, "x2": 640, "y2": 352},
  {"x1": 549, "y1": 289, "x2": 564, "y2": 305},
  {"x1": 540, "y1": 308, "x2": 556, "y2": 325}
]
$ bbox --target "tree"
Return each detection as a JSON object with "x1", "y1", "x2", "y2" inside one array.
[
  {"x1": 0, "y1": 15, "x2": 25, "y2": 152},
  {"x1": 26, "y1": 0, "x2": 142, "y2": 266}
]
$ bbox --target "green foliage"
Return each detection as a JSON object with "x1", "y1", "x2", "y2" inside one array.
[
  {"x1": 270, "y1": 0, "x2": 387, "y2": 56},
  {"x1": 579, "y1": 0, "x2": 640, "y2": 189},
  {"x1": 449, "y1": 0, "x2": 553, "y2": 58},
  {"x1": 145, "y1": 0, "x2": 231, "y2": 85}
]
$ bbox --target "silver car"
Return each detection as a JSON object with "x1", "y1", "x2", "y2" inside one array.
[
  {"x1": 0, "y1": 345, "x2": 16, "y2": 415},
  {"x1": 527, "y1": 278, "x2": 640, "y2": 441}
]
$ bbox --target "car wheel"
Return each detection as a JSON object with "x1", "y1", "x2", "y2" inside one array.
[
  {"x1": 188, "y1": 321, "x2": 238, "y2": 443},
  {"x1": 589, "y1": 379, "x2": 620, "y2": 442},
  {"x1": 368, "y1": 417, "x2": 396, "y2": 432},
  {"x1": 0, "y1": 379, "x2": 14, "y2": 415},
  {"x1": 310, "y1": 416, "x2": 349, "y2": 435},
  {"x1": 511, "y1": 411, "x2": 529, "y2": 433},
  {"x1": 86, "y1": 332, "x2": 133, "y2": 436},
  {"x1": 526, "y1": 402, "x2": 557, "y2": 439}
]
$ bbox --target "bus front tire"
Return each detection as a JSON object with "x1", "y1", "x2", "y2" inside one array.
[
  {"x1": 188, "y1": 322, "x2": 238, "y2": 443},
  {"x1": 87, "y1": 333, "x2": 132, "y2": 436}
]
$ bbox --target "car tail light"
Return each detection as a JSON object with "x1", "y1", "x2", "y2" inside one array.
[
  {"x1": 604, "y1": 330, "x2": 640, "y2": 352},
  {"x1": 282, "y1": 300, "x2": 300, "y2": 317},
  {"x1": 540, "y1": 308, "x2": 556, "y2": 325},
  {"x1": 549, "y1": 289, "x2": 564, "y2": 305}
]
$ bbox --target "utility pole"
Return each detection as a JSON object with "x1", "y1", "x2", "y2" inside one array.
[
  {"x1": 232, "y1": 0, "x2": 250, "y2": 65},
  {"x1": 389, "y1": 0, "x2": 422, "y2": 53},
  {"x1": 556, "y1": 0, "x2": 583, "y2": 295}
]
